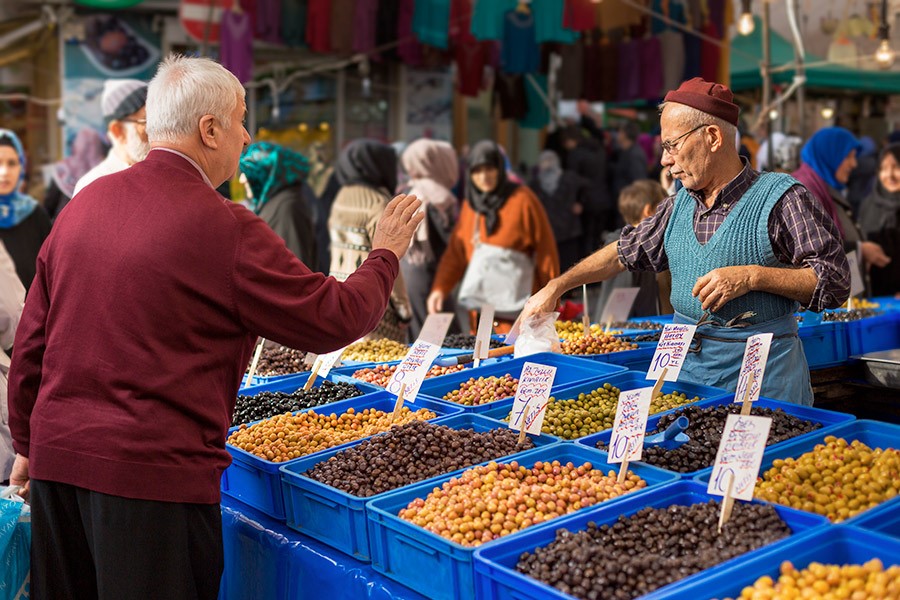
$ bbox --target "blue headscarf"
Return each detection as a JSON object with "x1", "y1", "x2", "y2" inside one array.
[
  {"x1": 799, "y1": 127, "x2": 863, "y2": 191},
  {"x1": 0, "y1": 129, "x2": 38, "y2": 229}
]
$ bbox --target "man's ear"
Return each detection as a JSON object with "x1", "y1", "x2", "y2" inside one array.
[
  {"x1": 107, "y1": 120, "x2": 126, "y2": 145},
  {"x1": 198, "y1": 114, "x2": 218, "y2": 149},
  {"x1": 707, "y1": 125, "x2": 725, "y2": 152}
]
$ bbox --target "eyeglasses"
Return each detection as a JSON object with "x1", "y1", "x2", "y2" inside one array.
[
  {"x1": 660, "y1": 123, "x2": 712, "y2": 155},
  {"x1": 120, "y1": 118, "x2": 147, "y2": 125}
]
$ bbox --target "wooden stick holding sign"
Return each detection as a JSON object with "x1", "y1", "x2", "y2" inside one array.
[
  {"x1": 246, "y1": 337, "x2": 266, "y2": 384},
  {"x1": 582, "y1": 284, "x2": 591, "y2": 337},
  {"x1": 599, "y1": 287, "x2": 641, "y2": 335},
  {"x1": 707, "y1": 413, "x2": 772, "y2": 532},
  {"x1": 474, "y1": 304, "x2": 495, "y2": 369},
  {"x1": 390, "y1": 383, "x2": 407, "y2": 423},
  {"x1": 846, "y1": 249, "x2": 864, "y2": 311},
  {"x1": 739, "y1": 372, "x2": 756, "y2": 416},
  {"x1": 517, "y1": 399, "x2": 531, "y2": 447},
  {"x1": 303, "y1": 359, "x2": 322, "y2": 390}
]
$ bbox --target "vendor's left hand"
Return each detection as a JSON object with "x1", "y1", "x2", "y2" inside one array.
[{"x1": 692, "y1": 266, "x2": 755, "y2": 312}]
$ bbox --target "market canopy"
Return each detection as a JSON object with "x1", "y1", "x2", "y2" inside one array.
[{"x1": 729, "y1": 17, "x2": 900, "y2": 94}]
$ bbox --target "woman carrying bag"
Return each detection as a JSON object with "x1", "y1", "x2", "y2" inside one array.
[{"x1": 427, "y1": 141, "x2": 559, "y2": 333}]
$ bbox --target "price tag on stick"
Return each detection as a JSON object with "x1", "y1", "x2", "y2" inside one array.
[
  {"x1": 646, "y1": 324, "x2": 697, "y2": 382},
  {"x1": 734, "y1": 332, "x2": 772, "y2": 412},
  {"x1": 608, "y1": 387, "x2": 653, "y2": 482},
  {"x1": 474, "y1": 304, "x2": 495, "y2": 369},
  {"x1": 386, "y1": 341, "x2": 441, "y2": 403},
  {"x1": 390, "y1": 383, "x2": 407, "y2": 423},
  {"x1": 508, "y1": 362, "x2": 557, "y2": 436},
  {"x1": 599, "y1": 287, "x2": 641, "y2": 330},
  {"x1": 846, "y1": 250, "x2": 864, "y2": 309},
  {"x1": 246, "y1": 337, "x2": 266, "y2": 384},
  {"x1": 303, "y1": 346, "x2": 346, "y2": 390},
  {"x1": 582, "y1": 284, "x2": 591, "y2": 337},
  {"x1": 303, "y1": 360, "x2": 322, "y2": 390},
  {"x1": 707, "y1": 414, "x2": 772, "y2": 529},
  {"x1": 418, "y1": 313, "x2": 454, "y2": 347}
]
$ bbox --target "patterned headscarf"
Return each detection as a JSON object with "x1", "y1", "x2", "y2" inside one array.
[
  {"x1": 239, "y1": 142, "x2": 310, "y2": 213},
  {"x1": 0, "y1": 129, "x2": 38, "y2": 229}
]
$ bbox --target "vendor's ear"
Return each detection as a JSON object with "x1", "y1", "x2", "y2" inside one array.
[
  {"x1": 706, "y1": 124, "x2": 726, "y2": 152},
  {"x1": 198, "y1": 114, "x2": 218, "y2": 149}
]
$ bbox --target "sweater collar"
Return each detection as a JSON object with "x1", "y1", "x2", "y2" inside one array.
[
  {"x1": 149, "y1": 148, "x2": 214, "y2": 188},
  {"x1": 683, "y1": 158, "x2": 757, "y2": 212}
]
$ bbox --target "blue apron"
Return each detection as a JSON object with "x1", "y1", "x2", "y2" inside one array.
[{"x1": 673, "y1": 311, "x2": 813, "y2": 407}]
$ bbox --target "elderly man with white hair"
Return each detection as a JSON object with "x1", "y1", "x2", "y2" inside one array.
[
  {"x1": 73, "y1": 78, "x2": 152, "y2": 196},
  {"x1": 8, "y1": 55, "x2": 423, "y2": 600},
  {"x1": 524, "y1": 77, "x2": 851, "y2": 408}
]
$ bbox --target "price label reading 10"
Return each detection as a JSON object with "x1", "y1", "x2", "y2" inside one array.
[{"x1": 646, "y1": 324, "x2": 697, "y2": 382}]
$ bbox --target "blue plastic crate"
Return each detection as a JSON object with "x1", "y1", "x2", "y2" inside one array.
[
  {"x1": 871, "y1": 296, "x2": 900, "y2": 312},
  {"x1": 416, "y1": 353, "x2": 626, "y2": 414},
  {"x1": 365, "y1": 444, "x2": 678, "y2": 600},
  {"x1": 578, "y1": 395, "x2": 855, "y2": 480},
  {"x1": 654, "y1": 526, "x2": 900, "y2": 600},
  {"x1": 845, "y1": 312, "x2": 900, "y2": 356},
  {"x1": 798, "y1": 320, "x2": 849, "y2": 369},
  {"x1": 221, "y1": 392, "x2": 464, "y2": 520},
  {"x1": 328, "y1": 356, "x2": 510, "y2": 391},
  {"x1": 473, "y1": 479, "x2": 829, "y2": 600},
  {"x1": 278, "y1": 413, "x2": 559, "y2": 562},
  {"x1": 852, "y1": 498, "x2": 900, "y2": 540},
  {"x1": 572, "y1": 343, "x2": 658, "y2": 373},
  {"x1": 237, "y1": 372, "x2": 384, "y2": 398},
  {"x1": 695, "y1": 420, "x2": 900, "y2": 526},
  {"x1": 479, "y1": 372, "x2": 728, "y2": 440}
]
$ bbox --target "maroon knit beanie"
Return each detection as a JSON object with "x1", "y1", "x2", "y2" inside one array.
[{"x1": 663, "y1": 77, "x2": 740, "y2": 126}]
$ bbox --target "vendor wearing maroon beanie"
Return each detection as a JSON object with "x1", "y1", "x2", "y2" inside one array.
[
  {"x1": 7, "y1": 55, "x2": 424, "y2": 600},
  {"x1": 523, "y1": 77, "x2": 851, "y2": 407}
]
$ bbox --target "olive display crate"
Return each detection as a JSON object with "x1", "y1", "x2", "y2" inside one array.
[
  {"x1": 339, "y1": 346, "x2": 471, "y2": 367},
  {"x1": 416, "y1": 353, "x2": 626, "y2": 414},
  {"x1": 278, "y1": 413, "x2": 560, "y2": 562},
  {"x1": 237, "y1": 371, "x2": 383, "y2": 399},
  {"x1": 843, "y1": 311, "x2": 900, "y2": 356},
  {"x1": 364, "y1": 444, "x2": 679, "y2": 600},
  {"x1": 851, "y1": 495, "x2": 900, "y2": 540},
  {"x1": 472, "y1": 480, "x2": 829, "y2": 600},
  {"x1": 577, "y1": 395, "x2": 855, "y2": 480},
  {"x1": 652, "y1": 526, "x2": 900, "y2": 600},
  {"x1": 797, "y1": 320, "x2": 849, "y2": 369},
  {"x1": 328, "y1": 354, "x2": 511, "y2": 391},
  {"x1": 221, "y1": 391, "x2": 464, "y2": 521},
  {"x1": 566, "y1": 343, "x2": 658, "y2": 373},
  {"x1": 695, "y1": 419, "x2": 900, "y2": 527},
  {"x1": 478, "y1": 371, "x2": 729, "y2": 440}
]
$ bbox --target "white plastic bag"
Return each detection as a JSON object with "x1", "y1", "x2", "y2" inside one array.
[{"x1": 512, "y1": 312, "x2": 561, "y2": 358}]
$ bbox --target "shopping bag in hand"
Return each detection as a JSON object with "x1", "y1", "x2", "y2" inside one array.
[{"x1": 0, "y1": 486, "x2": 29, "y2": 600}]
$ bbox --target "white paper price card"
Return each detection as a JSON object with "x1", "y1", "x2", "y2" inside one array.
[
  {"x1": 734, "y1": 333, "x2": 772, "y2": 405},
  {"x1": 418, "y1": 312, "x2": 454, "y2": 347},
  {"x1": 646, "y1": 324, "x2": 697, "y2": 382},
  {"x1": 385, "y1": 340, "x2": 441, "y2": 403},
  {"x1": 846, "y1": 250, "x2": 864, "y2": 298},
  {"x1": 312, "y1": 347, "x2": 345, "y2": 379},
  {"x1": 707, "y1": 414, "x2": 772, "y2": 501},
  {"x1": 599, "y1": 287, "x2": 641, "y2": 325},
  {"x1": 475, "y1": 304, "x2": 495, "y2": 359},
  {"x1": 508, "y1": 362, "x2": 557, "y2": 435},
  {"x1": 607, "y1": 387, "x2": 653, "y2": 463}
]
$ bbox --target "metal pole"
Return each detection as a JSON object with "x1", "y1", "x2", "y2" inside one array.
[
  {"x1": 762, "y1": 0, "x2": 773, "y2": 170},
  {"x1": 793, "y1": 0, "x2": 806, "y2": 139}
]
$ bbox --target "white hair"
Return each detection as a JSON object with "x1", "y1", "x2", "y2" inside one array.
[
  {"x1": 146, "y1": 54, "x2": 245, "y2": 144},
  {"x1": 658, "y1": 101, "x2": 738, "y2": 148}
]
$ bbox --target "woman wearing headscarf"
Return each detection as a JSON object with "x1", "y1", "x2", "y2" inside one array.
[
  {"x1": 529, "y1": 150, "x2": 585, "y2": 272},
  {"x1": 427, "y1": 140, "x2": 559, "y2": 333},
  {"x1": 44, "y1": 128, "x2": 106, "y2": 222},
  {"x1": 329, "y1": 139, "x2": 413, "y2": 342},
  {"x1": 792, "y1": 127, "x2": 890, "y2": 281},
  {"x1": 0, "y1": 129, "x2": 51, "y2": 290},
  {"x1": 858, "y1": 143, "x2": 900, "y2": 296},
  {"x1": 399, "y1": 139, "x2": 460, "y2": 339},
  {"x1": 239, "y1": 142, "x2": 318, "y2": 268}
]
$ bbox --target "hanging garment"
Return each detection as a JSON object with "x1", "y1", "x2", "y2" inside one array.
[
  {"x1": 455, "y1": 42, "x2": 489, "y2": 96},
  {"x1": 502, "y1": 9, "x2": 541, "y2": 74},
  {"x1": 330, "y1": 0, "x2": 356, "y2": 54},
  {"x1": 658, "y1": 29, "x2": 685, "y2": 95},
  {"x1": 376, "y1": 0, "x2": 399, "y2": 58},
  {"x1": 533, "y1": 0, "x2": 578, "y2": 43},
  {"x1": 471, "y1": 0, "x2": 517, "y2": 40},
  {"x1": 493, "y1": 73, "x2": 529, "y2": 120},
  {"x1": 281, "y1": 0, "x2": 307, "y2": 47},
  {"x1": 413, "y1": 0, "x2": 453, "y2": 48},
  {"x1": 306, "y1": 0, "x2": 331, "y2": 52},
  {"x1": 699, "y1": 19, "x2": 721, "y2": 82},
  {"x1": 519, "y1": 74, "x2": 550, "y2": 129},
  {"x1": 353, "y1": 0, "x2": 379, "y2": 53},
  {"x1": 616, "y1": 38, "x2": 641, "y2": 101},
  {"x1": 563, "y1": 0, "x2": 596, "y2": 31},
  {"x1": 639, "y1": 35, "x2": 663, "y2": 100},
  {"x1": 255, "y1": 0, "x2": 283, "y2": 43},
  {"x1": 220, "y1": 9, "x2": 253, "y2": 83},
  {"x1": 398, "y1": 0, "x2": 424, "y2": 65},
  {"x1": 557, "y1": 39, "x2": 584, "y2": 99},
  {"x1": 682, "y1": 26, "x2": 702, "y2": 80}
]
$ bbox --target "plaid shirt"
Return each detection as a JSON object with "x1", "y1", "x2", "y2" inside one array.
[{"x1": 616, "y1": 163, "x2": 850, "y2": 311}]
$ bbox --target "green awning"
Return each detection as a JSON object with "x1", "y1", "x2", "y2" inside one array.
[{"x1": 730, "y1": 17, "x2": 900, "y2": 94}]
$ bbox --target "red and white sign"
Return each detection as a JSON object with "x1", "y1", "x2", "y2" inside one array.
[{"x1": 180, "y1": 0, "x2": 232, "y2": 43}]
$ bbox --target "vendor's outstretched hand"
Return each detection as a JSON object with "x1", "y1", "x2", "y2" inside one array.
[
  {"x1": 521, "y1": 283, "x2": 562, "y2": 322},
  {"x1": 693, "y1": 266, "x2": 754, "y2": 312},
  {"x1": 372, "y1": 194, "x2": 425, "y2": 260}
]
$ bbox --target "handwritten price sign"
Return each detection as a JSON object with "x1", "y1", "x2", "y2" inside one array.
[
  {"x1": 734, "y1": 333, "x2": 772, "y2": 405},
  {"x1": 607, "y1": 387, "x2": 653, "y2": 463},
  {"x1": 309, "y1": 347, "x2": 346, "y2": 379},
  {"x1": 707, "y1": 414, "x2": 772, "y2": 501},
  {"x1": 385, "y1": 340, "x2": 441, "y2": 403},
  {"x1": 599, "y1": 287, "x2": 641, "y2": 325},
  {"x1": 847, "y1": 250, "x2": 864, "y2": 298},
  {"x1": 646, "y1": 324, "x2": 697, "y2": 382},
  {"x1": 508, "y1": 362, "x2": 557, "y2": 435}
]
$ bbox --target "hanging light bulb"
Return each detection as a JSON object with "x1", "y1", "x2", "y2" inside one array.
[
  {"x1": 821, "y1": 105, "x2": 835, "y2": 120},
  {"x1": 769, "y1": 108, "x2": 780, "y2": 121},
  {"x1": 737, "y1": 0, "x2": 754, "y2": 35},
  {"x1": 875, "y1": 38, "x2": 896, "y2": 69}
]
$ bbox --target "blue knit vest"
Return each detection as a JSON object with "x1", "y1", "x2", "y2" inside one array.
[{"x1": 664, "y1": 172, "x2": 800, "y2": 324}]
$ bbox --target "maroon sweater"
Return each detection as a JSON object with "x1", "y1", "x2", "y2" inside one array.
[{"x1": 8, "y1": 150, "x2": 398, "y2": 504}]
